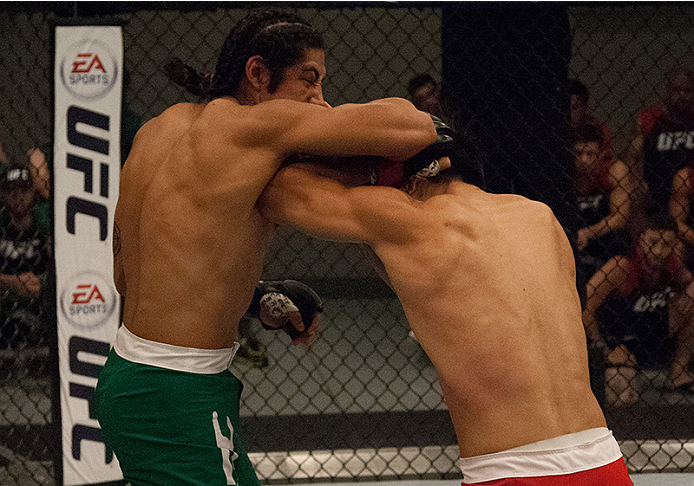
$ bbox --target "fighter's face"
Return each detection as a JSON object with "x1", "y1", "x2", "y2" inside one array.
[
  {"x1": 574, "y1": 141, "x2": 601, "y2": 172},
  {"x1": 665, "y1": 70, "x2": 694, "y2": 116},
  {"x1": 412, "y1": 82, "x2": 442, "y2": 117},
  {"x1": 268, "y1": 48, "x2": 326, "y2": 106},
  {"x1": 3, "y1": 185, "x2": 35, "y2": 218},
  {"x1": 639, "y1": 228, "x2": 678, "y2": 270}
]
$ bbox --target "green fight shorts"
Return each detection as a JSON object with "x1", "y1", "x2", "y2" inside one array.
[{"x1": 94, "y1": 325, "x2": 260, "y2": 486}]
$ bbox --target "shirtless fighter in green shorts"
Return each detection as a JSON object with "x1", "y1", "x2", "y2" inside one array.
[{"x1": 93, "y1": 8, "x2": 437, "y2": 486}]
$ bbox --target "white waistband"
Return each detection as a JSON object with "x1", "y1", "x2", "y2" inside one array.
[
  {"x1": 114, "y1": 324, "x2": 240, "y2": 374},
  {"x1": 458, "y1": 428, "x2": 624, "y2": 484}
]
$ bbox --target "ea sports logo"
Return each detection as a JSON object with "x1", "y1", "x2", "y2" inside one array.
[
  {"x1": 60, "y1": 271, "x2": 117, "y2": 329},
  {"x1": 60, "y1": 39, "x2": 118, "y2": 100}
]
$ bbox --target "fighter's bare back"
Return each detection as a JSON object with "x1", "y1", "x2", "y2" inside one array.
[
  {"x1": 114, "y1": 93, "x2": 435, "y2": 350},
  {"x1": 260, "y1": 167, "x2": 608, "y2": 457},
  {"x1": 388, "y1": 184, "x2": 607, "y2": 456},
  {"x1": 114, "y1": 101, "x2": 274, "y2": 349}
]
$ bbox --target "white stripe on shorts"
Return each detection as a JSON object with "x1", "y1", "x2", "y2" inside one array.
[
  {"x1": 457, "y1": 427, "x2": 624, "y2": 483},
  {"x1": 114, "y1": 324, "x2": 240, "y2": 374}
]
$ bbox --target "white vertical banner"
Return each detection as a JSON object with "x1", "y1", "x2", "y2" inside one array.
[{"x1": 54, "y1": 25, "x2": 123, "y2": 485}]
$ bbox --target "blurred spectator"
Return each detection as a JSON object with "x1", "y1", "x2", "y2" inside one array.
[
  {"x1": 0, "y1": 138, "x2": 51, "y2": 200},
  {"x1": 407, "y1": 73, "x2": 447, "y2": 120},
  {"x1": 0, "y1": 139, "x2": 7, "y2": 165},
  {"x1": 626, "y1": 65, "x2": 694, "y2": 215},
  {"x1": 27, "y1": 147, "x2": 50, "y2": 200},
  {"x1": 583, "y1": 212, "x2": 694, "y2": 405},
  {"x1": 573, "y1": 122, "x2": 631, "y2": 280},
  {"x1": 0, "y1": 164, "x2": 52, "y2": 368},
  {"x1": 670, "y1": 161, "x2": 694, "y2": 270},
  {"x1": 569, "y1": 79, "x2": 614, "y2": 164}
]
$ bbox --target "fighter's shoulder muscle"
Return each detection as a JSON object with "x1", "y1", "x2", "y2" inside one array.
[
  {"x1": 136, "y1": 99, "x2": 311, "y2": 152},
  {"x1": 146, "y1": 102, "x2": 205, "y2": 130},
  {"x1": 194, "y1": 98, "x2": 315, "y2": 153}
]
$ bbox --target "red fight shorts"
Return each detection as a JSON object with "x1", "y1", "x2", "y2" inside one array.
[{"x1": 458, "y1": 428, "x2": 633, "y2": 485}]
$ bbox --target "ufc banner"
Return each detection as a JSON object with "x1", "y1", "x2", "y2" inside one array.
[{"x1": 53, "y1": 25, "x2": 123, "y2": 485}]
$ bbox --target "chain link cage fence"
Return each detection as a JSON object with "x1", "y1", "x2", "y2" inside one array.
[{"x1": 0, "y1": 2, "x2": 693, "y2": 485}]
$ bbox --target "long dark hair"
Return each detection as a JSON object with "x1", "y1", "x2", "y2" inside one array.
[{"x1": 165, "y1": 8, "x2": 323, "y2": 99}]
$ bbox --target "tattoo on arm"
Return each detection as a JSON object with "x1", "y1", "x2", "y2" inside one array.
[{"x1": 113, "y1": 223, "x2": 121, "y2": 257}]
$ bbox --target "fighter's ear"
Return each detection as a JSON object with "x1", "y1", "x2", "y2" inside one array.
[{"x1": 245, "y1": 55, "x2": 270, "y2": 91}]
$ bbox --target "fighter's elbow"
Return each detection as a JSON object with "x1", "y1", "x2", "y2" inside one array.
[
  {"x1": 415, "y1": 111, "x2": 437, "y2": 145},
  {"x1": 399, "y1": 113, "x2": 437, "y2": 160}
]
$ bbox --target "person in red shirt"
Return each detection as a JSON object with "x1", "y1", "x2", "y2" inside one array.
[
  {"x1": 573, "y1": 122, "x2": 632, "y2": 281},
  {"x1": 626, "y1": 66, "x2": 694, "y2": 215},
  {"x1": 584, "y1": 212, "x2": 694, "y2": 404}
]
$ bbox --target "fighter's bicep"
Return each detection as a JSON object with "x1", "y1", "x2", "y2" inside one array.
[
  {"x1": 350, "y1": 188, "x2": 420, "y2": 244},
  {"x1": 261, "y1": 166, "x2": 414, "y2": 245},
  {"x1": 282, "y1": 185, "x2": 405, "y2": 245},
  {"x1": 258, "y1": 166, "x2": 361, "y2": 242},
  {"x1": 270, "y1": 99, "x2": 432, "y2": 161}
]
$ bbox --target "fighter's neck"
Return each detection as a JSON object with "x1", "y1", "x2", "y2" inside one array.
[{"x1": 445, "y1": 180, "x2": 478, "y2": 196}]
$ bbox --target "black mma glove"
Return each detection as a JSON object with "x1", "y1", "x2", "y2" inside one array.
[
  {"x1": 402, "y1": 114, "x2": 487, "y2": 190},
  {"x1": 403, "y1": 114, "x2": 457, "y2": 180},
  {"x1": 246, "y1": 280, "x2": 323, "y2": 341}
]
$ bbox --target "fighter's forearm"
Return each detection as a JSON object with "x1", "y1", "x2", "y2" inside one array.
[{"x1": 260, "y1": 166, "x2": 365, "y2": 244}]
